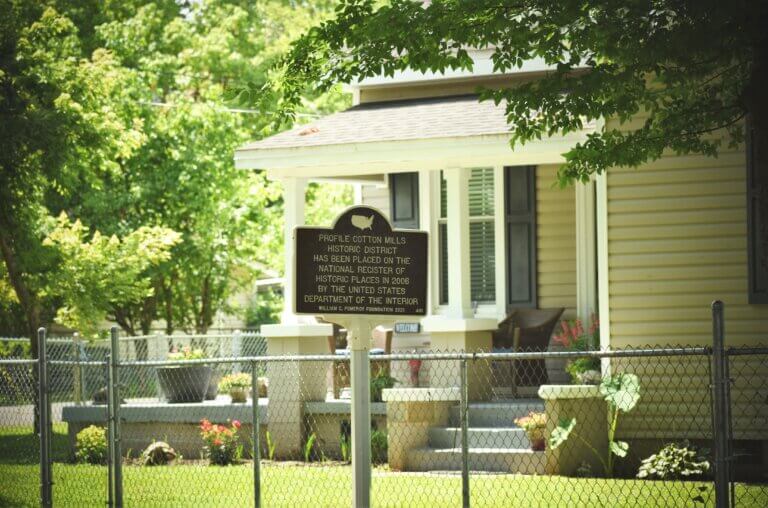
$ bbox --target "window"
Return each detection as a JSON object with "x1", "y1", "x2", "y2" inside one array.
[
  {"x1": 437, "y1": 169, "x2": 496, "y2": 306},
  {"x1": 389, "y1": 172, "x2": 419, "y2": 229},
  {"x1": 747, "y1": 117, "x2": 768, "y2": 303},
  {"x1": 469, "y1": 168, "x2": 496, "y2": 303},
  {"x1": 505, "y1": 166, "x2": 537, "y2": 309}
]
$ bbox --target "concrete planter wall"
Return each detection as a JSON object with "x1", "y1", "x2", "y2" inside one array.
[{"x1": 538, "y1": 384, "x2": 608, "y2": 476}]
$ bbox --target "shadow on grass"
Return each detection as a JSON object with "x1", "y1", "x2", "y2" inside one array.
[{"x1": 0, "y1": 424, "x2": 70, "y2": 464}]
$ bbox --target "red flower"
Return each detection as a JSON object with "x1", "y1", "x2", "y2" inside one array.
[
  {"x1": 232, "y1": 420, "x2": 241, "y2": 429},
  {"x1": 213, "y1": 438, "x2": 223, "y2": 446}
]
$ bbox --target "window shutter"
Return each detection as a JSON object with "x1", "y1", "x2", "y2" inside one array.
[
  {"x1": 505, "y1": 166, "x2": 537, "y2": 309},
  {"x1": 389, "y1": 172, "x2": 419, "y2": 229},
  {"x1": 747, "y1": 117, "x2": 768, "y2": 303},
  {"x1": 438, "y1": 222, "x2": 449, "y2": 305}
]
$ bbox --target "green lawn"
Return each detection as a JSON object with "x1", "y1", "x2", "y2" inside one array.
[{"x1": 1, "y1": 426, "x2": 766, "y2": 507}]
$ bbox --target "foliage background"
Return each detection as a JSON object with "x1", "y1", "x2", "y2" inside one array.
[{"x1": 0, "y1": 0, "x2": 352, "y2": 344}]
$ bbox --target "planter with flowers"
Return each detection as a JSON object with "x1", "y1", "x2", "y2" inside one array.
[
  {"x1": 157, "y1": 346, "x2": 211, "y2": 403},
  {"x1": 199, "y1": 418, "x2": 242, "y2": 465},
  {"x1": 552, "y1": 315, "x2": 602, "y2": 385},
  {"x1": 514, "y1": 411, "x2": 547, "y2": 451},
  {"x1": 218, "y1": 373, "x2": 252, "y2": 403}
]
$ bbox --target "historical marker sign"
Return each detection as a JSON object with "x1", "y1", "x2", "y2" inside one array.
[{"x1": 295, "y1": 206, "x2": 428, "y2": 316}]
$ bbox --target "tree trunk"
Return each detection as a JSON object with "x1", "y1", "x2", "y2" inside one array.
[{"x1": 0, "y1": 226, "x2": 40, "y2": 357}]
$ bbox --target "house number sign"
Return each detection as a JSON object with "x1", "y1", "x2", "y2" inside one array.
[{"x1": 295, "y1": 206, "x2": 428, "y2": 316}]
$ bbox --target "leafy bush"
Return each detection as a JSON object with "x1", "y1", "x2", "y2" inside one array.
[
  {"x1": 370, "y1": 370, "x2": 397, "y2": 403},
  {"x1": 218, "y1": 372, "x2": 252, "y2": 392},
  {"x1": 371, "y1": 430, "x2": 387, "y2": 464},
  {"x1": 0, "y1": 340, "x2": 30, "y2": 359},
  {"x1": 199, "y1": 419, "x2": 242, "y2": 465},
  {"x1": 75, "y1": 425, "x2": 108, "y2": 465},
  {"x1": 637, "y1": 442, "x2": 710, "y2": 480},
  {"x1": 141, "y1": 441, "x2": 177, "y2": 466}
]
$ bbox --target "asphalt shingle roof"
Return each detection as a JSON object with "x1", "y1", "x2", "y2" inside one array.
[{"x1": 239, "y1": 95, "x2": 510, "y2": 151}]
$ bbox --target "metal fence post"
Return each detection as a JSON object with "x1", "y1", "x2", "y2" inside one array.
[
  {"x1": 73, "y1": 332, "x2": 83, "y2": 405},
  {"x1": 251, "y1": 360, "x2": 262, "y2": 508},
  {"x1": 38, "y1": 327, "x2": 53, "y2": 507},
  {"x1": 107, "y1": 327, "x2": 123, "y2": 507},
  {"x1": 711, "y1": 300, "x2": 731, "y2": 508},
  {"x1": 460, "y1": 358, "x2": 470, "y2": 508}
]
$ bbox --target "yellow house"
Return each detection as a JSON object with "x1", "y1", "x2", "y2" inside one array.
[
  {"x1": 234, "y1": 48, "x2": 767, "y2": 476},
  {"x1": 235, "y1": 48, "x2": 766, "y2": 351}
]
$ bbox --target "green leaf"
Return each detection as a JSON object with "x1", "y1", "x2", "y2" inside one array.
[
  {"x1": 600, "y1": 373, "x2": 641, "y2": 412},
  {"x1": 610, "y1": 440, "x2": 629, "y2": 457},
  {"x1": 549, "y1": 418, "x2": 576, "y2": 450}
]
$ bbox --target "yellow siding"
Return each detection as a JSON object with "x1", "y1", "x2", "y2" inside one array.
[
  {"x1": 537, "y1": 165, "x2": 577, "y2": 318},
  {"x1": 606, "y1": 147, "x2": 768, "y2": 348},
  {"x1": 604, "y1": 122, "x2": 768, "y2": 441}
]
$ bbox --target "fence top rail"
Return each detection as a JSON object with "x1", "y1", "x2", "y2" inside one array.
[
  {"x1": 116, "y1": 346, "x2": 711, "y2": 367},
  {"x1": 0, "y1": 358, "x2": 37, "y2": 365},
  {"x1": 726, "y1": 346, "x2": 768, "y2": 356},
  {"x1": 48, "y1": 360, "x2": 108, "y2": 367}
]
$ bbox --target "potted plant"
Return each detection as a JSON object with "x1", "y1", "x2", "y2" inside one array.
[
  {"x1": 514, "y1": 411, "x2": 547, "y2": 451},
  {"x1": 552, "y1": 315, "x2": 602, "y2": 384},
  {"x1": 370, "y1": 368, "x2": 398, "y2": 403},
  {"x1": 157, "y1": 346, "x2": 211, "y2": 403},
  {"x1": 218, "y1": 372, "x2": 252, "y2": 403}
]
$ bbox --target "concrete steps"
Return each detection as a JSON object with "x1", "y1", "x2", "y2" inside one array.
[
  {"x1": 428, "y1": 427, "x2": 531, "y2": 449},
  {"x1": 406, "y1": 447, "x2": 546, "y2": 474},
  {"x1": 403, "y1": 399, "x2": 546, "y2": 473},
  {"x1": 449, "y1": 399, "x2": 544, "y2": 427}
]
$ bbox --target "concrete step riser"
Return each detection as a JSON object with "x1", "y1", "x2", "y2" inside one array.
[
  {"x1": 428, "y1": 428, "x2": 531, "y2": 449},
  {"x1": 406, "y1": 449, "x2": 545, "y2": 474},
  {"x1": 449, "y1": 402, "x2": 544, "y2": 427}
]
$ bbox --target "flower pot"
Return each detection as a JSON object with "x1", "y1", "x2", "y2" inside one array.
[
  {"x1": 229, "y1": 388, "x2": 249, "y2": 403},
  {"x1": 205, "y1": 371, "x2": 220, "y2": 400},
  {"x1": 526, "y1": 429, "x2": 546, "y2": 451},
  {"x1": 157, "y1": 365, "x2": 212, "y2": 403}
]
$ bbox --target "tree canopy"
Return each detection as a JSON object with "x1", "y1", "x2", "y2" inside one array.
[
  {"x1": 1, "y1": 0, "x2": 351, "y2": 343},
  {"x1": 255, "y1": 0, "x2": 767, "y2": 185}
]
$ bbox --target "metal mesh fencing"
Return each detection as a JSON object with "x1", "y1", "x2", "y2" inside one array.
[
  {"x1": 0, "y1": 357, "x2": 40, "y2": 506},
  {"x1": 8, "y1": 333, "x2": 768, "y2": 507},
  {"x1": 727, "y1": 346, "x2": 768, "y2": 507}
]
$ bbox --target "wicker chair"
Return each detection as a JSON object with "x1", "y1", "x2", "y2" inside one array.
[{"x1": 492, "y1": 308, "x2": 565, "y2": 396}]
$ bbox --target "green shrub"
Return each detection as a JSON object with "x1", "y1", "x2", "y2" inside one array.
[
  {"x1": 637, "y1": 442, "x2": 710, "y2": 480},
  {"x1": 371, "y1": 430, "x2": 387, "y2": 464},
  {"x1": 370, "y1": 370, "x2": 397, "y2": 403},
  {"x1": 75, "y1": 425, "x2": 108, "y2": 465}
]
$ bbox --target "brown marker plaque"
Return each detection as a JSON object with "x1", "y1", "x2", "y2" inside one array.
[{"x1": 295, "y1": 206, "x2": 427, "y2": 316}]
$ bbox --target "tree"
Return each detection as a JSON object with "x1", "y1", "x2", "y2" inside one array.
[
  {"x1": 43, "y1": 214, "x2": 180, "y2": 337},
  {"x1": 0, "y1": 2, "x2": 144, "y2": 350},
  {"x1": 252, "y1": 0, "x2": 768, "y2": 185}
]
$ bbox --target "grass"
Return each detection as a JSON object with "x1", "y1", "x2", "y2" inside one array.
[{"x1": 0, "y1": 426, "x2": 766, "y2": 507}]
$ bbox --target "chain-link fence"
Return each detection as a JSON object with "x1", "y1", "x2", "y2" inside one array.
[{"x1": 3, "y1": 325, "x2": 767, "y2": 506}]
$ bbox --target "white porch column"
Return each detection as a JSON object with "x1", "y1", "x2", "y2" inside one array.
[
  {"x1": 281, "y1": 176, "x2": 307, "y2": 323},
  {"x1": 443, "y1": 167, "x2": 473, "y2": 319},
  {"x1": 575, "y1": 180, "x2": 597, "y2": 322},
  {"x1": 423, "y1": 168, "x2": 495, "y2": 400}
]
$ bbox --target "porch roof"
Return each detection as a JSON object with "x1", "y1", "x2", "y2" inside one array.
[
  {"x1": 238, "y1": 95, "x2": 509, "y2": 152},
  {"x1": 234, "y1": 96, "x2": 594, "y2": 178}
]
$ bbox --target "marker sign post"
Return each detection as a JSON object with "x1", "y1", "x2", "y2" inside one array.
[{"x1": 294, "y1": 206, "x2": 427, "y2": 508}]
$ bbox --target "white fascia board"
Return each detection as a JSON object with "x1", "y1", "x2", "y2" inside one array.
[
  {"x1": 351, "y1": 51, "x2": 556, "y2": 89},
  {"x1": 234, "y1": 129, "x2": 593, "y2": 179}
]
